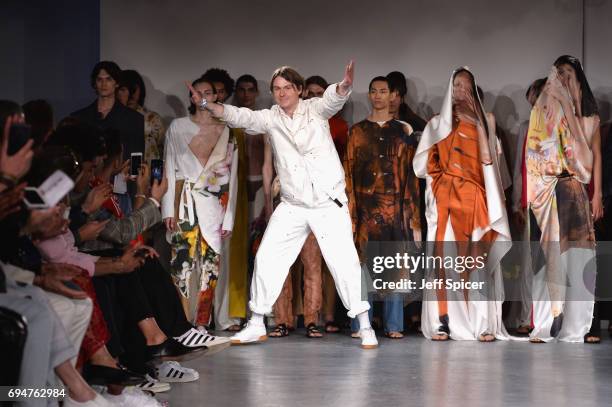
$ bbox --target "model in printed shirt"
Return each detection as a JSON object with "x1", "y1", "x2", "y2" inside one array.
[{"x1": 345, "y1": 76, "x2": 421, "y2": 339}]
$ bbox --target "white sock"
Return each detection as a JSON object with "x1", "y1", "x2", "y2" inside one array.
[
  {"x1": 250, "y1": 313, "x2": 265, "y2": 327},
  {"x1": 357, "y1": 311, "x2": 371, "y2": 330}
]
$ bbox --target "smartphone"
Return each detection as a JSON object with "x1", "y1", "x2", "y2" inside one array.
[
  {"x1": 134, "y1": 248, "x2": 149, "y2": 258},
  {"x1": 151, "y1": 159, "x2": 164, "y2": 185},
  {"x1": 23, "y1": 187, "x2": 48, "y2": 209},
  {"x1": 8, "y1": 124, "x2": 31, "y2": 155},
  {"x1": 130, "y1": 153, "x2": 143, "y2": 177}
]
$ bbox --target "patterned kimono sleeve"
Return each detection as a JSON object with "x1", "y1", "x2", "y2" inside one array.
[
  {"x1": 150, "y1": 111, "x2": 166, "y2": 160},
  {"x1": 344, "y1": 125, "x2": 359, "y2": 234}
]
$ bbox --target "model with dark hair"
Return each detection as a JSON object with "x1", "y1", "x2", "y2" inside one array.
[
  {"x1": 201, "y1": 68, "x2": 235, "y2": 103},
  {"x1": 162, "y1": 77, "x2": 236, "y2": 344},
  {"x1": 414, "y1": 67, "x2": 511, "y2": 342},
  {"x1": 525, "y1": 55, "x2": 602, "y2": 343},
  {"x1": 73, "y1": 61, "x2": 144, "y2": 159},
  {"x1": 116, "y1": 69, "x2": 166, "y2": 163},
  {"x1": 508, "y1": 77, "x2": 547, "y2": 336},
  {"x1": 387, "y1": 71, "x2": 427, "y2": 132},
  {"x1": 189, "y1": 61, "x2": 377, "y2": 349},
  {"x1": 216, "y1": 73, "x2": 263, "y2": 333},
  {"x1": 346, "y1": 76, "x2": 421, "y2": 339},
  {"x1": 72, "y1": 61, "x2": 144, "y2": 217}
]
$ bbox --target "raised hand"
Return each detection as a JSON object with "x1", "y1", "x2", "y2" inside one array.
[
  {"x1": 338, "y1": 60, "x2": 354, "y2": 95},
  {"x1": 135, "y1": 163, "x2": 150, "y2": 195},
  {"x1": 151, "y1": 175, "x2": 168, "y2": 202},
  {"x1": 453, "y1": 91, "x2": 479, "y2": 125},
  {"x1": 186, "y1": 81, "x2": 203, "y2": 106},
  {"x1": 544, "y1": 74, "x2": 571, "y2": 107},
  {"x1": 0, "y1": 115, "x2": 34, "y2": 181}
]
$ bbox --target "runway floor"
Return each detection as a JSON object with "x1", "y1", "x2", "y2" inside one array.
[{"x1": 160, "y1": 329, "x2": 612, "y2": 407}]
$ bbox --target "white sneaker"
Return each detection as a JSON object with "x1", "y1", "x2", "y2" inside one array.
[
  {"x1": 132, "y1": 374, "x2": 171, "y2": 393},
  {"x1": 104, "y1": 388, "x2": 162, "y2": 407},
  {"x1": 64, "y1": 394, "x2": 111, "y2": 407},
  {"x1": 230, "y1": 321, "x2": 267, "y2": 345},
  {"x1": 156, "y1": 361, "x2": 199, "y2": 383},
  {"x1": 360, "y1": 327, "x2": 378, "y2": 349},
  {"x1": 174, "y1": 327, "x2": 231, "y2": 347}
]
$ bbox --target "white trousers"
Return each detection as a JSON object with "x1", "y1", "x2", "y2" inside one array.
[
  {"x1": 45, "y1": 292, "x2": 92, "y2": 366},
  {"x1": 249, "y1": 201, "x2": 370, "y2": 319}
]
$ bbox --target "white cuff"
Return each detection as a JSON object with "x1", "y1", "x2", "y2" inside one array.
[{"x1": 148, "y1": 197, "x2": 161, "y2": 208}]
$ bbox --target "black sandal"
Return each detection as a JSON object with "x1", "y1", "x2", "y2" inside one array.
[
  {"x1": 585, "y1": 326, "x2": 601, "y2": 344},
  {"x1": 306, "y1": 323, "x2": 323, "y2": 338},
  {"x1": 432, "y1": 324, "x2": 450, "y2": 341},
  {"x1": 269, "y1": 324, "x2": 289, "y2": 338}
]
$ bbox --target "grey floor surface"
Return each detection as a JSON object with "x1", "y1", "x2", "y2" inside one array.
[{"x1": 159, "y1": 330, "x2": 612, "y2": 407}]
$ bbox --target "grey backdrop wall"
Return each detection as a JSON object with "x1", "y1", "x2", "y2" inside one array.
[
  {"x1": 585, "y1": 0, "x2": 612, "y2": 123},
  {"x1": 100, "y1": 0, "x2": 610, "y2": 163},
  {"x1": 2, "y1": 0, "x2": 609, "y2": 161}
]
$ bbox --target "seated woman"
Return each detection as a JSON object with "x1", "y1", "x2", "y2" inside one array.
[
  {"x1": 28, "y1": 146, "x2": 208, "y2": 390},
  {"x1": 413, "y1": 67, "x2": 512, "y2": 342}
]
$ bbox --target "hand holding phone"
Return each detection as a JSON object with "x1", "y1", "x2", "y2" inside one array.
[
  {"x1": 8, "y1": 124, "x2": 31, "y2": 155},
  {"x1": 1, "y1": 115, "x2": 34, "y2": 181},
  {"x1": 151, "y1": 159, "x2": 164, "y2": 185},
  {"x1": 130, "y1": 153, "x2": 143, "y2": 178}
]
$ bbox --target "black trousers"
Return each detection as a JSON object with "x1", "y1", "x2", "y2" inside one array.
[{"x1": 91, "y1": 250, "x2": 192, "y2": 358}]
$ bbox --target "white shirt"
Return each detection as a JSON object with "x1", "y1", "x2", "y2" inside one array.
[
  {"x1": 161, "y1": 117, "x2": 238, "y2": 251},
  {"x1": 222, "y1": 84, "x2": 350, "y2": 208}
]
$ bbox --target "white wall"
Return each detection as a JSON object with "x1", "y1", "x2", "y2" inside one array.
[{"x1": 101, "y1": 0, "x2": 592, "y2": 161}]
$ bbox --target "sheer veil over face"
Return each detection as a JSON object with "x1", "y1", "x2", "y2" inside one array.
[
  {"x1": 451, "y1": 68, "x2": 488, "y2": 137},
  {"x1": 553, "y1": 55, "x2": 598, "y2": 117}
]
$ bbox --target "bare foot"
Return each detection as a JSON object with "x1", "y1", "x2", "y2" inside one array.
[
  {"x1": 478, "y1": 333, "x2": 495, "y2": 342},
  {"x1": 585, "y1": 334, "x2": 601, "y2": 344},
  {"x1": 386, "y1": 331, "x2": 404, "y2": 339},
  {"x1": 431, "y1": 333, "x2": 449, "y2": 341}
]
